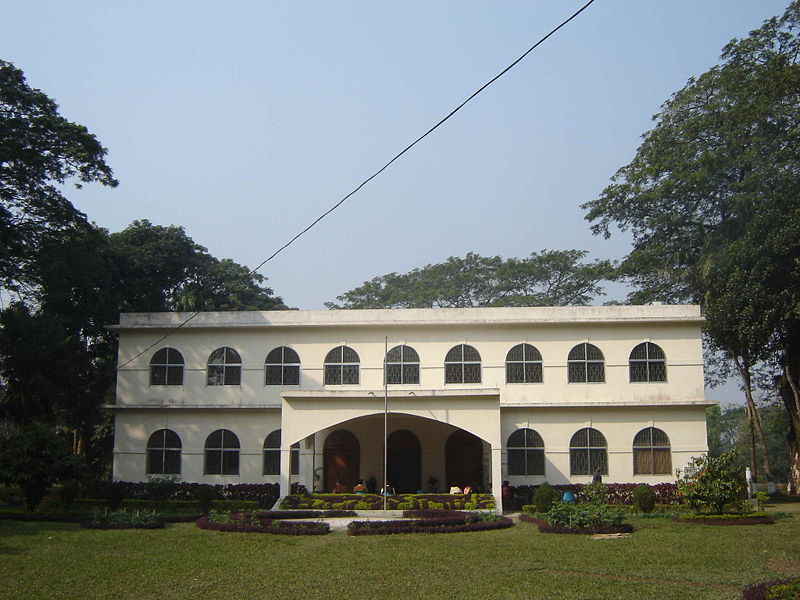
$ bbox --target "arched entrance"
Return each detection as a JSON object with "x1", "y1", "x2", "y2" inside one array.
[
  {"x1": 445, "y1": 429, "x2": 483, "y2": 490},
  {"x1": 387, "y1": 429, "x2": 421, "y2": 493},
  {"x1": 323, "y1": 430, "x2": 359, "y2": 492}
]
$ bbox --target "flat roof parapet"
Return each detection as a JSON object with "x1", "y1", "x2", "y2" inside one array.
[{"x1": 109, "y1": 304, "x2": 702, "y2": 331}]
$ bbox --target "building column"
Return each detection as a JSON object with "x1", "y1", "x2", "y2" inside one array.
[
  {"x1": 279, "y1": 443, "x2": 292, "y2": 499},
  {"x1": 300, "y1": 437, "x2": 315, "y2": 492},
  {"x1": 491, "y1": 443, "x2": 503, "y2": 512}
]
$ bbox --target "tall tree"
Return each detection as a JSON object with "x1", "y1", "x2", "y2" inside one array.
[
  {"x1": 0, "y1": 60, "x2": 117, "y2": 293},
  {"x1": 583, "y1": 3, "x2": 800, "y2": 490},
  {"x1": 327, "y1": 250, "x2": 615, "y2": 309}
]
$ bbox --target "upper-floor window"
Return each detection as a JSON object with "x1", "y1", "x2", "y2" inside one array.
[
  {"x1": 507, "y1": 428, "x2": 545, "y2": 476},
  {"x1": 146, "y1": 429, "x2": 181, "y2": 475},
  {"x1": 629, "y1": 342, "x2": 667, "y2": 382},
  {"x1": 149, "y1": 348, "x2": 184, "y2": 386},
  {"x1": 263, "y1": 429, "x2": 299, "y2": 475},
  {"x1": 207, "y1": 347, "x2": 242, "y2": 386},
  {"x1": 633, "y1": 427, "x2": 671, "y2": 474},
  {"x1": 204, "y1": 429, "x2": 240, "y2": 475},
  {"x1": 324, "y1": 346, "x2": 359, "y2": 385},
  {"x1": 506, "y1": 343, "x2": 543, "y2": 383},
  {"x1": 386, "y1": 345, "x2": 420, "y2": 384},
  {"x1": 567, "y1": 343, "x2": 605, "y2": 383},
  {"x1": 265, "y1": 347, "x2": 300, "y2": 386},
  {"x1": 444, "y1": 344, "x2": 481, "y2": 384},
  {"x1": 569, "y1": 427, "x2": 607, "y2": 475}
]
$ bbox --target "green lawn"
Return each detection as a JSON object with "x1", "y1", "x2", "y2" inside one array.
[{"x1": 1, "y1": 508, "x2": 799, "y2": 600}]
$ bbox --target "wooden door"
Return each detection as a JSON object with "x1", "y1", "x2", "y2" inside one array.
[{"x1": 323, "y1": 430, "x2": 360, "y2": 492}]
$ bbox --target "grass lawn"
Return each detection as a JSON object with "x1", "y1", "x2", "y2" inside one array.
[{"x1": 1, "y1": 506, "x2": 799, "y2": 600}]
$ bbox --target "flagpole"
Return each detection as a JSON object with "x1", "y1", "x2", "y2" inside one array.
[{"x1": 383, "y1": 336, "x2": 388, "y2": 511}]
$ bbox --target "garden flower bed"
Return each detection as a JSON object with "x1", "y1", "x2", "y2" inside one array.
[
  {"x1": 279, "y1": 492, "x2": 495, "y2": 511},
  {"x1": 742, "y1": 577, "x2": 800, "y2": 599},
  {"x1": 347, "y1": 512, "x2": 512, "y2": 536},
  {"x1": 518, "y1": 512, "x2": 633, "y2": 535},
  {"x1": 196, "y1": 511, "x2": 330, "y2": 535}
]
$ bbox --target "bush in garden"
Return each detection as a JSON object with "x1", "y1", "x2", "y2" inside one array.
[
  {"x1": 194, "y1": 485, "x2": 217, "y2": 515},
  {"x1": 533, "y1": 482, "x2": 561, "y2": 513},
  {"x1": 546, "y1": 502, "x2": 625, "y2": 530},
  {"x1": 82, "y1": 508, "x2": 164, "y2": 530},
  {"x1": 675, "y1": 451, "x2": 746, "y2": 514},
  {"x1": 632, "y1": 484, "x2": 657, "y2": 513},
  {"x1": 579, "y1": 482, "x2": 608, "y2": 505},
  {"x1": 58, "y1": 479, "x2": 81, "y2": 509}
]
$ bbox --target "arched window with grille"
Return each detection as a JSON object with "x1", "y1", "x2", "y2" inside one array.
[
  {"x1": 149, "y1": 348, "x2": 184, "y2": 386},
  {"x1": 444, "y1": 344, "x2": 481, "y2": 384},
  {"x1": 204, "y1": 429, "x2": 240, "y2": 475},
  {"x1": 262, "y1": 430, "x2": 299, "y2": 475},
  {"x1": 629, "y1": 342, "x2": 667, "y2": 382},
  {"x1": 265, "y1": 347, "x2": 301, "y2": 386},
  {"x1": 567, "y1": 343, "x2": 605, "y2": 383},
  {"x1": 506, "y1": 344, "x2": 543, "y2": 383},
  {"x1": 385, "y1": 345, "x2": 420, "y2": 385},
  {"x1": 569, "y1": 428, "x2": 607, "y2": 475},
  {"x1": 633, "y1": 427, "x2": 671, "y2": 474},
  {"x1": 146, "y1": 429, "x2": 181, "y2": 475},
  {"x1": 324, "y1": 346, "x2": 359, "y2": 385},
  {"x1": 207, "y1": 347, "x2": 242, "y2": 386},
  {"x1": 506, "y1": 428, "x2": 545, "y2": 476}
]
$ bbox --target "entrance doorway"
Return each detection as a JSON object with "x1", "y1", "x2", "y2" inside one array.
[
  {"x1": 445, "y1": 429, "x2": 483, "y2": 490},
  {"x1": 387, "y1": 429, "x2": 421, "y2": 493},
  {"x1": 323, "y1": 429, "x2": 359, "y2": 492}
]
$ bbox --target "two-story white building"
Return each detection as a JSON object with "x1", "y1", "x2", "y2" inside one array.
[{"x1": 109, "y1": 305, "x2": 711, "y2": 508}]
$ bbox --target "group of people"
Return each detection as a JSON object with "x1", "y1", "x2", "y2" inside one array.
[{"x1": 330, "y1": 479, "x2": 395, "y2": 495}]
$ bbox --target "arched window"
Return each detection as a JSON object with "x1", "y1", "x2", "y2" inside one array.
[
  {"x1": 324, "y1": 346, "x2": 359, "y2": 385},
  {"x1": 569, "y1": 428, "x2": 607, "y2": 475},
  {"x1": 207, "y1": 347, "x2": 242, "y2": 386},
  {"x1": 262, "y1": 430, "x2": 299, "y2": 475},
  {"x1": 385, "y1": 345, "x2": 420, "y2": 385},
  {"x1": 204, "y1": 429, "x2": 240, "y2": 475},
  {"x1": 146, "y1": 429, "x2": 181, "y2": 475},
  {"x1": 149, "y1": 348, "x2": 184, "y2": 386},
  {"x1": 444, "y1": 344, "x2": 481, "y2": 384},
  {"x1": 633, "y1": 427, "x2": 671, "y2": 474},
  {"x1": 629, "y1": 342, "x2": 667, "y2": 382},
  {"x1": 265, "y1": 347, "x2": 300, "y2": 386},
  {"x1": 507, "y1": 429, "x2": 545, "y2": 476},
  {"x1": 506, "y1": 344, "x2": 543, "y2": 383},
  {"x1": 567, "y1": 343, "x2": 605, "y2": 383}
]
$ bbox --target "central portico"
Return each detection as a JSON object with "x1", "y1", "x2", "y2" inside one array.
[{"x1": 279, "y1": 389, "x2": 502, "y2": 506}]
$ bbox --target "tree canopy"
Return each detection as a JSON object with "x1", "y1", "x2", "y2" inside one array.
[
  {"x1": 583, "y1": 2, "x2": 800, "y2": 490},
  {"x1": 0, "y1": 60, "x2": 117, "y2": 292},
  {"x1": 327, "y1": 250, "x2": 616, "y2": 309}
]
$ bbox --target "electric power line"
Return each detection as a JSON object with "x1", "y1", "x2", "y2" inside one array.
[{"x1": 72, "y1": 0, "x2": 599, "y2": 385}]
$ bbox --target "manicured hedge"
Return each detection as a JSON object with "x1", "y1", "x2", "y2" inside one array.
[
  {"x1": 196, "y1": 514, "x2": 330, "y2": 535},
  {"x1": 673, "y1": 513, "x2": 775, "y2": 526},
  {"x1": 279, "y1": 493, "x2": 495, "y2": 511},
  {"x1": 254, "y1": 510, "x2": 356, "y2": 519},
  {"x1": 506, "y1": 483, "x2": 678, "y2": 510},
  {"x1": 536, "y1": 522, "x2": 634, "y2": 535},
  {"x1": 347, "y1": 514, "x2": 513, "y2": 536},
  {"x1": 81, "y1": 520, "x2": 165, "y2": 530},
  {"x1": 742, "y1": 578, "x2": 800, "y2": 600},
  {"x1": 85, "y1": 481, "x2": 288, "y2": 506},
  {"x1": 42, "y1": 498, "x2": 259, "y2": 513}
]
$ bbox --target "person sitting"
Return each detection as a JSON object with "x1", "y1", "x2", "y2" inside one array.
[
  {"x1": 462, "y1": 485, "x2": 473, "y2": 495},
  {"x1": 353, "y1": 479, "x2": 367, "y2": 494},
  {"x1": 380, "y1": 483, "x2": 396, "y2": 496},
  {"x1": 449, "y1": 486, "x2": 463, "y2": 495},
  {"x1": 331, "y1": 480, "x2": 346, "y2": 494}
]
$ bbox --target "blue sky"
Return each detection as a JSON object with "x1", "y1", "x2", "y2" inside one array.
[{"x1": 2, "y1": 0, "x2": 790, "y2": 403}]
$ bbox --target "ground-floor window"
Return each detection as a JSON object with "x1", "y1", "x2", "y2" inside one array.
[
  {"x1": 633, "y1": 427, "x2": 671, "y2": 474},
  {"x1": 204, "y1": 429, "x2": 240, "y2": 475},
  {"x1": 569, "y1": 427, "x2": 607, "y2": 475},
  {"x1": 263, "y1": 430, "x2": 299, "y2": 475},
  {"x1": 506, "y1": 428, "x2": 545, "y2": 476},
  {"x1": 146, "y1": 429, "x2": 181, "y2": 475}
]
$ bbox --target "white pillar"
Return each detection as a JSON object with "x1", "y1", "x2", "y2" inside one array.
[
  {"x1": 279, "y1": 443, "x2": 291, "y2": 499},
  {"x1": 300, "y1": 437, "x2": 315, "y2": 492},
  {"x1": 491, "y1": 444, "x2": 503, "y2": 512}
]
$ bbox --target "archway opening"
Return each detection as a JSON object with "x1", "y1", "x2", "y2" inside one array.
[
  {"x1": 387, "y1": 429, "x2": 421, "y2": 493},
  {"x1": 445, "y1": 429, "x2": 483, "y2": 490},
  {"x1": 323, "y1": 429, "x2": 359, "y2": 492}
]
